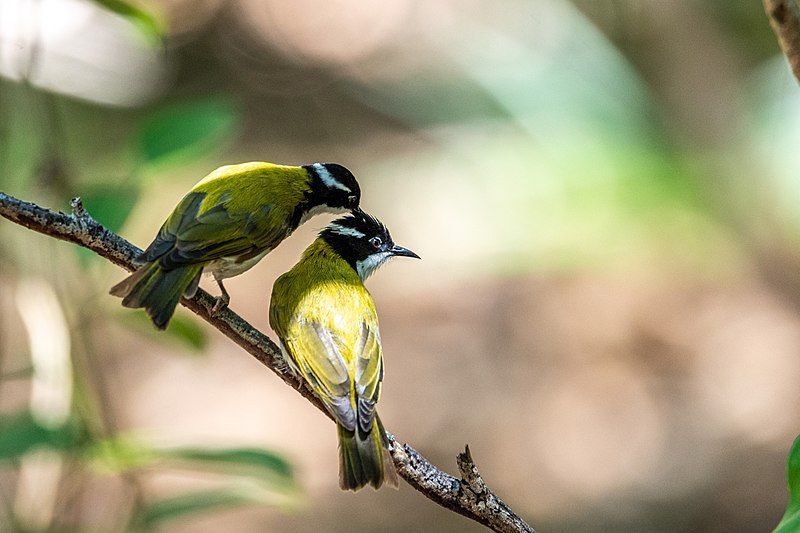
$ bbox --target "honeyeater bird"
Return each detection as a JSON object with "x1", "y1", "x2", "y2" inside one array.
[
  {"x1": 111, "y1": 161, "x2": 361, "y2": 329},
  {"x1": 269, "y1": 210, "x2": 419, "y2": 490}
]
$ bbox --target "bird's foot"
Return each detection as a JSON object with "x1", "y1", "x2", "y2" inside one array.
[{"x1": 211, "y1": 294, "x2": 230, "y2": 316}]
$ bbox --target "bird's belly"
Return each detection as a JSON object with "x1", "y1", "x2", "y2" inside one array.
[{"x1": 206, "y1": 249, "x2": 271, "y2": 280}]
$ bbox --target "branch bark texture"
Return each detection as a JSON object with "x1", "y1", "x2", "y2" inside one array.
[
  {"x1": 765, "y1": 0, "x2": 800, "y2": 83},
  {"x1": 0, "y1": 192, "x2": 534, "y2": 533}
]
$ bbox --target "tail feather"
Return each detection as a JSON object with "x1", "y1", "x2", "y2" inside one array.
[
  {"x1": 338, "y1": 414, "x2": 398, "y2": 491},
  {"x1": 110, "y1": 262, "x2": 202, "y2": 330}
]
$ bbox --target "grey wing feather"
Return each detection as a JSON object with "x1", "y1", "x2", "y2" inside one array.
[
  {"x1": 289, "y1": 320, "x2": 356, "y2": 431},
  {"x1": 357, "y1": 396, "x2": 378, "y2": 434},
  {"x1": 355, "y1": 321, "x2": 383, "y2": 400},
  {"x1": 354, "y1": 320, "x2": 384, "y2": 433}
]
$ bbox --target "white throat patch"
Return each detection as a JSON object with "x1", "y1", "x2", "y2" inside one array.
[
  {"x1": 313, "y1": 163, "x2": 351, "y2": 192},
  {"x1": 356, "y1": 251, "x2": 392, "y2": 281}
]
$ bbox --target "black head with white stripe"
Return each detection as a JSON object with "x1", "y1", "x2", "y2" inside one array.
[
  {"x1": 321, "y1": 209, "x2": 420, "y2": 280},
  {"x1": 303, "y1": 162, "x2": 361, "y2": 211}
]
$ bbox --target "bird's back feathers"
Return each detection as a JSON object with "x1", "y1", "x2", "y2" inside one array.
[{"x1": 143, "y1": 163, "x2": 310, "y2": 273}]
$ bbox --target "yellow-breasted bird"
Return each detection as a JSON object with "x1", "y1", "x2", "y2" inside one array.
[
  {"x1": 111, "y1": 161, "x2": 361, "y2": 329},
  {"x1": 269, "y1": 210, "x2": 419, "y2": 490}
]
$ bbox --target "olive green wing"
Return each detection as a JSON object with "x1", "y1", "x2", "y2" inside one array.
[
  {"x1": 140, "y1": 192, "x2": 280, "y2": 270},
  {"x1": 140, "y1": 163, "x2": 309, "y2": 269}
]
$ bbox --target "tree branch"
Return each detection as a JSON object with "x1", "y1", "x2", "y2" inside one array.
[
  {"x1": 0, "y1": 192, "x2": 534, "y2": 533},
  {"x1": 765, "y1": 0, "x2": 800, "y2": 83}
]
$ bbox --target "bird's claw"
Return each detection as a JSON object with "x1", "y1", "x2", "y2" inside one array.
[{"x1": 211, "y1": 295, "x2": 230, "y2": 316}]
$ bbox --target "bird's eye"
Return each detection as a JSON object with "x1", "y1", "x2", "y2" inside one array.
[
  {"x1": 369, "y1": 236, "x2": 382, "y2": 249},
  {"x1": 347, "y1": 195, "x2": 358, "y2": 208}
]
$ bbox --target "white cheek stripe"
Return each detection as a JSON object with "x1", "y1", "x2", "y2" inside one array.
[
  {"x1": 313, "y1": 163, "x2": 351, "y2": 192},
  {"x1": 328, "y1": 224, "x2": 365, "y2": 238}
]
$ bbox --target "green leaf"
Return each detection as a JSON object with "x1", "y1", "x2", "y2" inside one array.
[
  {"x1": 80, "y1": 184, "x2": 139, "y2": 234},
  {"x1": 117, "y1": 310, "x2": 208, "y2": 353},
  {"x1": 133, "y1": 488, "x2": 265, "y2": 529},
  {"x1": 161, "y1": 447, "x2": 294, "y2": 485},
  {"x1": 139, "y1": 98, "x2": 238, "y2": 166},
  {"x1": 91, "y1": 439, "x2": 300, "y2": 527},
  {"x1": 86, "y1": 435, "x2": 156, "y2": 473},
  {"x1": 92, "y1": 0, "x2": 164, "y2": 40},
  {"x1": 165, "y1": 313, "x2": 209, "y2": 352},
  {"x1": 0, "y1": 412, "x2": 83, "y2": 460},
  {"x1": 775, "y1": 435, "x2": 800, "y2": 532},
  {"x1": 86, "y1": 437, "x2": 295, "y2": 493}
]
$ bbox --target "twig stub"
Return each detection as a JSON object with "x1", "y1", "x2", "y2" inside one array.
[
  {"x1": 70, "y1": 196, "x2": 86, "y2": 216},
  {"x1": 458, "y1": 444, "x2": 488, "y2": 496}
]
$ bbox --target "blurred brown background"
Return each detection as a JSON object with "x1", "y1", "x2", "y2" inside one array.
[{"x1": 2, "y1": 0, "x2": 800, "y2": 531}]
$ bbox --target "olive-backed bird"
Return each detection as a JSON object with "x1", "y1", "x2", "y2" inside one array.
[
  {"x1": 110, "y1": 161, "x2": 361, "y2": 329},
  {"x1": 269, "y1": 210, "x2": 419, "y2": 490}
]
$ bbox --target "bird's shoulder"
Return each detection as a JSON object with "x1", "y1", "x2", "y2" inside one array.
[{"x1": 191, "y1": 162, "x2": 309, "y2": 216}]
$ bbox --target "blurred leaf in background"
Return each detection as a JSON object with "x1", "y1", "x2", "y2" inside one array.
[
  {"x1": 0, "y1": 417, "x2": 299, "y2": 529},
  {"x1": 89, "y1": 437, "x2": 300, "y2": 529},
  {"x1": 133, "y1": 486, "x2": 286, "y2": 530},
  {"x1": 350, "y1": 0, "x2": 729, "y2": 277},
  {"x1": 138, "y1": 97, "x2": 238, "y2": 170},
  {"x1": 774, "y1": 435, "x2": 800, "y2": 532},
  {"x1": 89, "y1": 437, "x2": 297, "y2": 492},
  {"x1": 119, "y1": 310, "x2": 209, "y2": 353},
  {"x1": 0, "y1": 2, "x2": 275, "y2": 531},
  {"x1": 91, "y1": 0, "x2": 166, "y2": 41},
  {"x1": 0, "y1": 412, "x2": 84, "y2": 460},
  {"x1": 160, "y1": 447, "x2": 296, "y2": 488},
  {"x1": 80, "y1": 184, "x2": 140, "y2": 234}
]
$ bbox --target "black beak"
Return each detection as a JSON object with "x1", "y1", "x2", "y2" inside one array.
[{"x1": 391, "y1": 245, "x2": 420, "y2": 259}]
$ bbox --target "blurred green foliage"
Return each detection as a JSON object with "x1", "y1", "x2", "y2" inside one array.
[
  {"x1": 0, "y1": 413, "x2": 85, "y2": 459},
  {"x1": 775, "y1": 435, "x2": 800, "y2": 532},
  {"x1": 0, "y1": 6, "x2": 292, "y2": 527},
  {"x1": 0, "y1": 412, "x2": 299, "y2": 530},
  {"x1": 120, "y1": 309, "x2": 209, "y2": 352},
  {"x1": 87, "y1": 437, "x2": 295, "y2": 489},
  {"x1": 90, "y1": 437, "x2": 299, "y2": 528},
  {"x1": 133, "y1": 487, "x2": 283, "y2": 529},
  {"x1": 159, "y1": 447, "x2": 295, "y2": 483},
  {"x1": 80, "y1": 184, "x2": 140, "y2": 234},
  {"x1": 92, "y1": 0, "x2": 165, "y2": 40},
  {"x1": 138, "y1": 98, "x2": 238, "y2": 168}
]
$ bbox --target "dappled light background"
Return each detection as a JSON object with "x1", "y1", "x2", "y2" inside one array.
[{"x1": 2, "y1": 0, "x2": 800, "y2": 531}]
